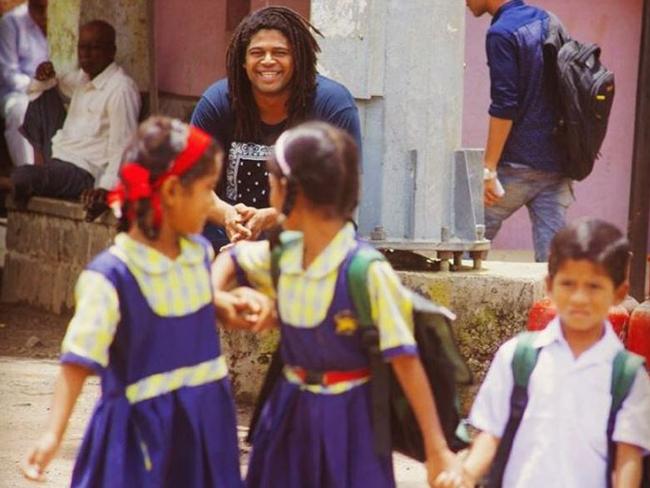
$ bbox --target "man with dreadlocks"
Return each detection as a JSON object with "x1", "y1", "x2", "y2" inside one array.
[{"x1": 191, "y1": 6, "x2": 361, "y2": 250}]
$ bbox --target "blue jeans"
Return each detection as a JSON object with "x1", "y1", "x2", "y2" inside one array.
[{"x1": 485, "y1": 164, "x2": 573, "y2": 262}]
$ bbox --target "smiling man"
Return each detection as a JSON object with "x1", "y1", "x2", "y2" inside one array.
[{"x1": 191, "y1": 6, "x2": 361, "y2": 250}]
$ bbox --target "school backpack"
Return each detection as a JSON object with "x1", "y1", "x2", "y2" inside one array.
[
  {"x1": 544, "y1": 12, "x2": 615, "y2": 181},
  {"x1": 247, "y1": 243, "x2": 472, "y2": 461},
  {"x1": 486, "y1": 331, "x2": 648, "y2": 488}
]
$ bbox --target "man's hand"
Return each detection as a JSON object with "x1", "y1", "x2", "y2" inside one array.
[
  {"x1": 224, "y1": 204, "x2": 253, "y2": 242},
  {"x1": 35, "y1": 61, "x2": 56, "y2": 81},
  {"x1": 483, "y1": 178, "x2": 503, "y2": 207},
  {"x1": 245, "y1": 207, "x2": 279, "y2": 240},
  {"x1": 81, "y1": 188, "x2": 109, "y2": 222}
]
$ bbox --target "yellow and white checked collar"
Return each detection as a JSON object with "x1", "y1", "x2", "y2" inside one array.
[
  {"x1": 109, "y1": 233, "x2": 213, "y2": 317},
  {"x1": 279, "y1": 222, "x2": 357, "y2": 279},
  {"x1": 112, "y1": 233, "x2": 210, "y2": 274}
]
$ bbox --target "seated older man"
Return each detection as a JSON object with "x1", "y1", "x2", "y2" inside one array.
[{"x1": 11, "y1": 19, "x2": 140, "y2": 217}]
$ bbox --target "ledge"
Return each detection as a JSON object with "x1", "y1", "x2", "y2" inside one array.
[{"x1": 6, "y1": 196, "x2": 116, "y2": 225}]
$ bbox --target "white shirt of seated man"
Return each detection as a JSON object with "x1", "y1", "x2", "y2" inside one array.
[{"x1": 27, "y1": 22, "x2": 141, "y2": 190}]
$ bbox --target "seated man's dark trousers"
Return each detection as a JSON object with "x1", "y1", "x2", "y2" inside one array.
[{"x1": 12, "y1": 88, "x2": 94, "y2": 205}]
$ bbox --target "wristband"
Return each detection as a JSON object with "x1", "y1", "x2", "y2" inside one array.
[{"x1": 483, "y1": 168, "x2": 498, "y2": 181}]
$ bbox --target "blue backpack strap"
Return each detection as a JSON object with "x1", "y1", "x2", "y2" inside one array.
[
  {"x1": 605, "y1": 350, "x2": 645, "y2": 488},
  {"x1": 487, "y1": 331, "x2": 541, "y2": 488},
  {"x1": 346, "y1": 244, "x2": 393, "y2": 457}
]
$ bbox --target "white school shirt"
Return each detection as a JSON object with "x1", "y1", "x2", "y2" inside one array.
[
  {"x1": 470, "y1": 318, "x2": 650, "y2": 488},
  {"x1": 51, "y1": 62, "x2": 140, "y2": 190}
]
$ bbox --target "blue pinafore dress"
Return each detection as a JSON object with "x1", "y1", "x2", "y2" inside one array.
[
  {"x1": 61, "y1": 236, "x2": 243, "y2": 487},
  {"x1": 245, "y1": 246, "x2": 395, "y2": 488}
]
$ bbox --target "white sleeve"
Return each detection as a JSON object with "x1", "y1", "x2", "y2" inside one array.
[
  {"x1": 468, "y1": 338, "x2": 518, "y2": 438},
  {"x1": 613, "y1": 366, "x2": 650, "y2": 453},
  {"x1": 97, "y1": 78, "x2": 141, "y2": 190}
]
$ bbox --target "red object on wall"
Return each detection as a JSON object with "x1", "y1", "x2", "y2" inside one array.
[
  {"x1": 627, "y1": 299, "x2": 650, "y2": 367},
  {"x1": 607, "y1": 304, "x2": 629, "y2": 340},
  {"x1": 527, "y1": 298, "x2": 557, "y2": 331}
]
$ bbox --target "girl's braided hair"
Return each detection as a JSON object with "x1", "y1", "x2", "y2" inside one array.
[
  {"x1": 116, "y1": 116, "x2": 222, "y2": 239},
  {"x1": 267, "y1": 121, "x2": 359, "y2": 220}
]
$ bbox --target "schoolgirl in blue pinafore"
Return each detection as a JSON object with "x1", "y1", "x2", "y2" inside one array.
[
  {"x1": 230, "y1": 224, "x2": 419, "y2": 488},
  {"x1": 214, "y1": 122, "x2": 457, "y2": 487},
  {"x1": 62, "y1": 233, "x2": 242, "y2": 487},
  {"x1": 22, "y1": 119, "x2": 245, "y2": 487}
]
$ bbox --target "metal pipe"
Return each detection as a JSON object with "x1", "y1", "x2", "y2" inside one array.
[{"x1": 628, "y1": 0, "x2": 650, "y2": 300}]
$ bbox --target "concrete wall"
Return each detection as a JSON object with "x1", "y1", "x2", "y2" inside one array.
[
  {"x1": 462, "y1": 0, "x2": 644, "y2": 251},
  {"x1": 1, "y1": 198, "x2": 116, "y2": 314}
]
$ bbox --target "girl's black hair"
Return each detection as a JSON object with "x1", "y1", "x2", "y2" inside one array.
[
  {"x1": 226, "y1": 6, "x2": 322, "y2": 141},
  {"x1": 116, "y1": 116, "x2": 222, "y2": 239},
  {"x1": 548, "y1": 218, "x2": 631, "y2": 287},
  {"x1": 267, "y1": 121, "x2": 359, "y2": 220}
]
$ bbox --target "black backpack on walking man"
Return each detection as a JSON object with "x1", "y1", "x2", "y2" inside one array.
[{"x1": 544, "y1": 12, "x2": 615, "y2": 181}]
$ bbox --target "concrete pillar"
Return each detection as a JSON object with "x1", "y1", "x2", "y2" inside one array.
[{"x1": 312, "y1": 0, "x2": 466, "y2": 240}]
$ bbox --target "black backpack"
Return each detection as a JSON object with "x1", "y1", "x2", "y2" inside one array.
[
  {"x1": 248, "y1": 243, "x2": 472, "y2": 461},
  {"x1": 544, "y1": 13, "x2": 615, "y2": 181},
  {"x1": 487, "y1": 332, "x2": 648, "y2": 488}
]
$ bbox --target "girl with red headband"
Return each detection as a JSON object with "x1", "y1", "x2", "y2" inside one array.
[
  {"x1": 22, "y1": 117, "x2": 269, "y2": 487},
  {"x1": 212, "y1": 122, "x2": 460, "y2": 487}
]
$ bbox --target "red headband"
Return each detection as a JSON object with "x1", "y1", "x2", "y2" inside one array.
[{"x1": 108, "y1": 125, "x2": 212, "y2": 226}]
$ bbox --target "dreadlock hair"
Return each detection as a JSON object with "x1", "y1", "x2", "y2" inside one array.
[
  {"x1": 116, "y1": 116, "x2": 222, "y2": 240},
  {"x1": 226, "y1": 6, "x2": 323, "y2": 141},
  {"x1": 548, "y1": 218, "x2": 631, "y2": 287},
  {"x1": 267, "y1": 121, "x2": 359, "y2": 221}
]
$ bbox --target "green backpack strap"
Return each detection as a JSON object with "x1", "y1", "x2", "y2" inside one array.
[
  {"x1": 605, "y1": 349, "x2": 645, "y2": 488},
  {"x1": 512, "y1": 332, "x2": 542, "y2": 388},
  {"x1": 610, "y1": 350, "x2": 645, "y2": 412},
  {"x1": 347, "y1": 246, "x2": 386, "y2": 329},
  {"x1": 346, "y1": 245, "x2": 392, "y2": 456},
  {"x1": 270, "y1": 242, "x2": 284, "y2": 290},
  {"x1": 487, "y1": 331, "x2": 541, "y2": 488}
]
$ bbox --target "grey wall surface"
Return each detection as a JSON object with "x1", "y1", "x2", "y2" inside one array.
[{"x1": 312, "y1": 0, "x2": 466, "y2": 240}]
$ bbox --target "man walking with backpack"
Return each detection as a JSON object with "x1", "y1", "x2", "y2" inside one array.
[{"x1": 466, "y1": 0, "x2": 572, "y2": 262}]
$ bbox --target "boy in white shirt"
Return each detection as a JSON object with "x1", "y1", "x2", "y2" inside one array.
[{"x1": 436, "y1": 218, "x2": 650, "y2": 488}]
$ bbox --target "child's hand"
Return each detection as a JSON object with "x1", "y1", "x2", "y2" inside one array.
[
  {"x1": 22, "y1": 431, "x2": 60, "y2": 481},
  {"x1": 230, "y1": 287, "x2": 277, "y2": 332},
  {"x1": 432, "y1": 450, "x2": 477, "y2": 488},
  {"x1": 215, "y1": 290, "x2": 256, "y2": 329},
  {"x1": 428, "y1": 449, "x2": 466, "y2": 488}
]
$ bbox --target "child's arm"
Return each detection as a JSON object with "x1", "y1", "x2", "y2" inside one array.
[
  {"x1": 461, "y1": 431, "x2": 500, "y2": 486},
  {"x1": 212, "y1": 244, "x2": 276, "y2": 331},
  {"x1": 613, "y1": 442, "x2": 643, "y2": 488},
  {"x1": 23, "y1": 363, "x2": 91, "y2": 480},
  {"x1": 211, "y1": 247, "x2": 238, "y2": 291},
  {"x1": 391, "y1": 355, "x2": 460, "y2": 485}
]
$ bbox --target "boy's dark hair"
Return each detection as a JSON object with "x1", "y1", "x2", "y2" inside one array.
[
  {"x1": 267, "y1": 121, "x2": 359, "y2": 219},
  {"x1": 226, "y1": 6, "x2": 322, "y2": 141},
  {"x1": 548, "y1": 218, "x2": 631, "y2": 287},
  {"x1": 117, "y1": 116, "x2": 222, "y2": 239}
]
